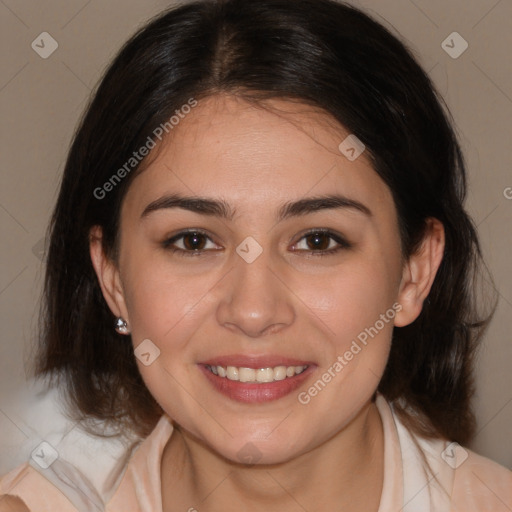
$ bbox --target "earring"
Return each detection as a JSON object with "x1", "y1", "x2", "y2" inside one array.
[{"x1": 115, "y1": 317, "x2": 130, "y2": 335}]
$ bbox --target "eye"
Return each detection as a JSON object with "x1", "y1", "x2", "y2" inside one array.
[
  {"x1": 162, "y1": 228, "x2": 350, "y2": 257},
  {"x1": 162, "y1": 230, "x2": 221, "y2": 256},
  {"x1": 291, "y1": 229, "x2": 350, "y2": 256}
]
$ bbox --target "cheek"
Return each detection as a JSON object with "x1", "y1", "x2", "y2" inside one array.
[
  {"x1": 291, "y1": 256, "x2": 398, "y2": 409},
  {"x1": 121, "y1": 249, "x2": 219, "y2": 342},
  {"x1": 294, "y1": 256, "x2": 399, "y2": 345},
  {"x1": 292, "y1": 265, "x2": 397, "y2": 435},
  {"x1": 120, "y1": 257, "x2": 220, "y2": 428}
]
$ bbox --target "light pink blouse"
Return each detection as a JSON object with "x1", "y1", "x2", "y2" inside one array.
[{"x1": 1, "y1": 395, "x2": 511, "y2": 511}]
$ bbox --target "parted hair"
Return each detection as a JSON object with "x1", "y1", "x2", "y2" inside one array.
[{"x1": 35, "y1": 0, "x2": 494, "y2": 444}]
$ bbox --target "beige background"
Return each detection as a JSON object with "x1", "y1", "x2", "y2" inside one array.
[{"x1": 0, "y1": 0, "x2": 510, "y2": 473}]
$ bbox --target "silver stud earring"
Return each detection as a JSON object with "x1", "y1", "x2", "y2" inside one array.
[{"x1": 115, "y1": 317, "x2": 130, "y2": 335}]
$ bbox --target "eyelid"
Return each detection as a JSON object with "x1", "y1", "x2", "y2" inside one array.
[
  {"x1": 162, "y1": 228, "x2": 221, "y2": 253},
  {"x1": 162, "y1": 227, "x2": 351, "y2": 256},
  {"x1": 290, "y1": 228, "x2": 351, "y2": 253}
]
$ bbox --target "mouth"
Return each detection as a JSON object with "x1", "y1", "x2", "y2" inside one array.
[{"x1": 199, "y1": 356, "x2": 315, "y2": 403}]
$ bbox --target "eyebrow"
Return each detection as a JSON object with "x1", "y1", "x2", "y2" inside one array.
[{"x1": 140, "y1": 193, "x2": 372, "y2": 221}]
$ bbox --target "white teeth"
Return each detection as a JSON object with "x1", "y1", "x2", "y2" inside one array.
[
  {"x1": 273, "y1": 366, "x2": 287, "y2": 381},
  {"x1": 226, "y1": 366, "x2": 239, "y2": 381},
  {"x1": 239, "y1": 367, "x2": 256, "y2": 382},
  {"x1": 256, "y1": 368, "x2": 274, "y2": 383},
  {"x1": 208, "y1": 364, "x2": 307, "y2": 382}
]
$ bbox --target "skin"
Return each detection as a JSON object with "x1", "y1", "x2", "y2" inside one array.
[
  {"x1": 0, "y1": 495, "x2": 30, "y2": 512},
  {"x1": 90, "y1": 95, "x2": 444, "y2": 511}
]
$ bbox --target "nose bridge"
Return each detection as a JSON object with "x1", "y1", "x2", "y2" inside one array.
[{"x1": 215, "y1": 241, "x2": 295, "y2": 337}]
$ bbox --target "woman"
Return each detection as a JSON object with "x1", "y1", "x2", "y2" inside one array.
[{"x1": 1, "y1": 0, "x2": 511, "y2": 510}]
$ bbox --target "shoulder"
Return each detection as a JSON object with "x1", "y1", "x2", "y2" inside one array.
[
  {"x1": 415, "y1": 434, "x2": 511, "y2": 510},
  {"x1": 0, "y1": 495, "x2": 30, "y2": 512},
  {"x1": 0, "y1": 415, "x2": 173, "y2": 512},
  {"x1": 382, "y1": 396, "x2": 511, "y2": 511},
  {"x1": 0, "y1": 463, "x2": 78, "y2": 512},
  {"x1": 450, "y1": 446, "x2": 512, "y2": 511}
]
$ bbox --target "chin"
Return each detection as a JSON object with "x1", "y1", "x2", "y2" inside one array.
[{"x1": 207, "y1": 433, "x2": 307, "y2": 467}]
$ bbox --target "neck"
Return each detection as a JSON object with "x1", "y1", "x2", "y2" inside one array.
[{"x1": 161, "y1": 400, "x2": 384, "y2": 512}]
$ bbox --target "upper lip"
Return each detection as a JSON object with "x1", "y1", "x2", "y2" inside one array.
[{"x1": 201, "y1": 354, "x2": 315, "y2": 369}]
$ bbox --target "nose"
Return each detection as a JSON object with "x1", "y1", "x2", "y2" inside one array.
[{"x1": 215, "y1": 247, "x2": 295, "y2": 338}]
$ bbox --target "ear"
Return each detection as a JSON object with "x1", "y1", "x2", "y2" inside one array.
[
  {"x1": 89, "y1": 226, "x2": 130, "y2": 325},
  {"x1": 394, "y1": 218, "x2": 445, "y2": 327}
]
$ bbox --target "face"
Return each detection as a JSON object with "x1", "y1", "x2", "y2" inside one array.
[{"x1": 91, "y1": 94, "x2": 437, "y2": 464}]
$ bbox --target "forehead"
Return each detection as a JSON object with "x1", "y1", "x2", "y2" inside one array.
[{"x1": 123, "y1": 94, "x2": 394, "y2": 220}]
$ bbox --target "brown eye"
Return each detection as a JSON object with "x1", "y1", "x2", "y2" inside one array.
[
  {"x1": 162, "y1": 229, "x2": 222, "y2": 256},
  {"x1": 182, "y1": 232, "x2": 207, "y2": 250},
  {"x1": 304, "y1": 232, "x2": 332, "y2": 251},
  {"x1": 292, "y1": 229, "x2": 351, "y2": 256}
]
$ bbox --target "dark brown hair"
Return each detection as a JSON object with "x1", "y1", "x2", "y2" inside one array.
[{"x1": 34, "y1": 0, "x2": 494, "y2": 444}]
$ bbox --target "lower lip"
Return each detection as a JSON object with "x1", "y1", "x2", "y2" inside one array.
[{"x1": 199, "y1": 365, "x2": 315, "y2": 403}]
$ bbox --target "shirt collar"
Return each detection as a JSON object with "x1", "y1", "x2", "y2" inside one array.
[{"x1": 109, "y1": 394, "x2": 417, "y2": 512}]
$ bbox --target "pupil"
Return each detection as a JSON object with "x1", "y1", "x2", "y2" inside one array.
[
  {"x1": 307, "y1": 233, "x2": 328, "y2": 250},
  {"x1": 184, "y1": 232, "x2": 205, "y2": 250}
]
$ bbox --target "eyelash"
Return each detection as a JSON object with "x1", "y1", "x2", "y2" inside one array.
[{"x1": 162, "y1": 228, "x2": 351, "y2": 257}]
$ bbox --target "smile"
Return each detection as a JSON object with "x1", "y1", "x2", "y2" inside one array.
[
  {"x1": 206, "y1": 364, "x2": 308, "y2": 383},
  {"x1": 199, "y1": 359, "x2": 314, "y2": 403}
]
